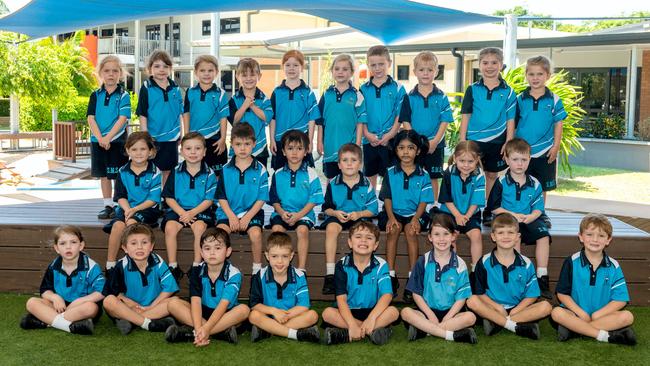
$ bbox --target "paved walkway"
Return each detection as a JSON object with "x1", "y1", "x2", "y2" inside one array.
[{"x1": 547, "y1": 195, "x2": 650, "y2": 219}]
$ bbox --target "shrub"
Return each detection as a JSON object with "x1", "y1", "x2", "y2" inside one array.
[
  {"x1": 19, "y1": 95, "x2": 88, "y2": 132},
  {"x1": 583, "y1": 113, "x2": 626, "y2": 139}
]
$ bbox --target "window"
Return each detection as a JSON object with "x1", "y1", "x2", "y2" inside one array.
[
  {"x1": 116, "y1": 28, "x2": 128, "y2": 37},
  {"x1": 101, "y1": 29, "x2": 114, "y2": 38},
  {"x1": 221, "y1": 17, "x2": 241, "y2": 34},
  {"x1": 202, "y1": 20, "x2": 211, "y2": 36},
  {"x1": 164, "y1": 23, "x2": 181, "y2": 57},
  {"x1": 435, "y1": 65, "x2": 445, "y2": 81},
  {"x1": 145, "y1": 25, "x2": 160, "y2": 40},
  {"x1": 566, "y1": 68, "x2": 627, "y2": 117},
  {"x1": 397, "y1": 65, "x2": 409, "y2": 81}
]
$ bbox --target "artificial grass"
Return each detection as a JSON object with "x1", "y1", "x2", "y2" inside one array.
[{"x1": 1, "y1": 294, "x2": 648, "y2": 366}]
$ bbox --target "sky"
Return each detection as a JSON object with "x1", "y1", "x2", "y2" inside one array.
[{"x1": 3, "y1": 0, "x2": 649, "y2": 20}]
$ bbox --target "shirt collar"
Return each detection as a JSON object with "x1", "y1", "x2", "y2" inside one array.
[
  {"x1": 126, "y1": 253, "x2": 159, "y2": 272},
  {"x1": 489, "y1": 249, "x2": 525, "y2": 268},
  {"x1": 579, "y1": 249, "x2": 611, "y2": 268},
  {"x1": 394, "y1": 164, "x2": 426, "y2": 176},
  {"x1": 283, "y1": 160, "x2": 309, "y2": 173},
  {"x1": 235, "y1": 87, "x2": 264, "y2": 100},
  {"x1": 179, "y1": 160, "x2": 209, "y2": 176},
  {"x1": 365, "y1": 75, "x2": 395, "y2": 89},
  {"x1": 126, "y1": 161, "x2": 155, "y2": 177},
  {"x1": 52, "y1": 252, "x2": 88, "y2": 273},
  {"x1": 225, "y1": 157, "x2": 260, "y2": 171},
  {"x1": 521, "y1": 86, "x2": 552, "y2": 101},
  {"x1": 279, "y1": 79, "x2": 308, "y2": 91},
  {"x1": 409, "y1": 84, "x2": 441, "y2": 98},
  {"x1": 477, "y1": 77, "x2": 508, "y2": 90},
  {"x1": 451, "y1": 165, "x2": 480, "y2": 178},
  {"x1": 148, "y1": 76, "x2": 177, "y2": 91},
  {"x1": 333, "y1": 172, "x2": 368, "y2": 188},
  {"x1": 427, "y1": 250, "x2": 459, "y2": 270},
  {"x1": 193, "y1": 82, "x2": 219, "y2": 93},
  {"x1": 343, "y1": 252, "x2": 379, "y2": 271},
  {"x1": 327, "y1": 82, "x2": 357, "y2": 95},
  {"x1": 200, "y1": 261, "x2": 231, "y2": 281},
  {"x1": 100, "y1": 83, "x2": 123, "y2": 96},
  {"x1": 264, "y1": 265, "x2": 297, "y2": 284},
  {"x1": 504, "y1": 169, "x2": 535, "y2": 188}
]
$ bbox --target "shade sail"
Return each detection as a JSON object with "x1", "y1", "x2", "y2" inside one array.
[{"x1": 0, "y1": 0, "x2": 498, "y2": 44}]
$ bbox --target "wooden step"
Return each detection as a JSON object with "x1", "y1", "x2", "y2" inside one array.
[{"x1": 37, "y1": 160, "x2": 90, "y2": 181}]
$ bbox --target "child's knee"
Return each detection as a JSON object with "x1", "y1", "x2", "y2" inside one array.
[
  {"x1": 216, "y1": 224, "x2": 231, "y2": 233},
  {"x1": 112, "y1": 222, "x2": 126, "y2": 232},
  {"x1": 551, "y1": 306, "x2": 569, "y2": 322},
  {"x1": 466, "y1": 295, "x2": 480, "y2": 310},
  {"x1": 296, "y1": 226, "x2": 309, "y2": 235},
  {"x1": 271, "y1": 225, "x2": 285, "y2": 233},
  {"x1": 306, "y1": 309, "x2": 319, "y2": 323},
  {"x1": 325, "y1": 223, "x2": 342, "y2": 235},
  {"x1": 102, "y1": 295, "x2": 119, "y2": 310},
  {"x1": 385, "y1": 306, "x2": 400, "y2": 321},
  {"x1": 25, "y1": 297, "x2": 41, "y2": 312},
  {"x1": 248, "y1": 309, "x2": 264, "y2": 324},
  {"x1": 321, "y1": 307, "x2": 338, "y2": 322},
  {"x1": 165, "y1": 223, "x2": 180, "y2": 235},
  {"x1": 619, "y1": 310, "x2": 634, "y2": 326},
  {"x1": 249, "y1": 227, "x2": 262, "y2": 240},
  {"x1": 538, "y1": 300, "x2": 553, "y2": 315},
  {"x1": 191, "y1": 221, "x2": 207, "y2": 232}
]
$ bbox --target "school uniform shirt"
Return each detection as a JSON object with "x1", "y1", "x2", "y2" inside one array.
[
  {"x1": 189, "y1": 261, "x2": 242, "y2": 310},
  {"x1": 316, "y1": 84, "x2": 367, "y2": 163},
  {"x1": 103, "y1": 253, "x2": 179, "y2": 307},
  {"x1": 359, "y1": 76, "x2": 406, "y2": 144},
  {"x1": 379, "y1": 165, "x2": 434, "y2": 217},
  {"x1": 228, "y1": 88, "x2": 274, "y2": 156},
  {"x1": 515, "y1": 87, "x2": 567, "y2": 158},
  {"x1": 215, "y1": 159, "x2": 269, "y2": 220},
  {"x1": 406, "y1": 250, "x2": 471, "y2": 311},
  {"x1": 474, "y1": 249, "x2": 541, "y2": 309},
  {"x1": 136, "y1": 77, "x2": 184, "y2": 142},
  {"x1": 334, "y1": 253, "x2": 393, "y2": 309},
  {"x1": 487, "y1": 170, "x2": 544, "y2": 215},
  {"x1": 399, "y1": 85, "x2": 454, "y2": 146},
  {"x1": 460, "y1": 78, "x2": 517, "y2": 143},
  {"x1": 184, "y1": 83, "x2": 229, "y2": 139},
  {"x1": 438, "y1": 165, "x2": 486, "y2": 216},
  {"x1": 322, "y1": 173, "x2": 378, "y2": 216},
  {"x1": 162, "y1": 161, "x2": 217, "y2": 210},
  {"x1": 114, "y1": 161, "x2": 161, "y2": 208},
  {"x1": 268, "y1": 162, "x2": 324, "y2": 224},
  {"x1": 270, "y1": 80, "x2": 320, "y2": 141},
  {"x1": 556, "y1": 250, "x2": 629, "y2": 316},
  {"x1": 86, "y1": 84, "x2": 131, "y2": 142},
  {"x1": 39, "y1": 252, "x2": 105, "y2": 303},
  {"x1": 249, "y1": 266, "x2": 310, "y2": 310}
]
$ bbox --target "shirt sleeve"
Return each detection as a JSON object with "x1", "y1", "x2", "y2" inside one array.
[
  {"x1": 158, "y1": 261, "x2": 180, "y2": 293},
  {"x1": 183, "y1": 89, "x2": 191, "y2": 114},
  {"x1": 249, "y1": 272, "x2": 264, "y2": 308},
  {"x1": 103, "y1": 264, "x2": 126, "y2": 296},
  {"x1": 610, "y1": 264, "x2": 630, "y2": 303},
  {"x1": 222, "y1": 270, "x2": 242, "y2": 305},
  {"x1": 366, "y1": 184, "x2": 379, "y2": 216},
  {"x1": 515, "y1": 96, "x2": 522, "y2": 126},
  {"x1": 145, "y1": 168, "x2": 162, "y2": 204},
  {"x1": 308, "y1": 169, "x2": 324, "y2": 205},
  {"x1": 455, "y1": 263, "x2": 472, "y2": 301},
  {"x1": 392, "y1": 84, "x2": 407, "y2": 120},
  {"x1": 438, "y1": 169, "x2": 453, "y2": 204},
  {"x1": 471, "y1": 172, "x2": 486, "y2": 208},
  {"x1": 188, "y1": 266, "x2": 203, "y2": 298},
  {"x1": 555, "y1": 256, "x2": 573, "y2": 296},
  {"x1": 119, "y1": 91, "x2": 131, "y2": 118},
  {"x1": 460, "y1": 85, "x2": 473, "y2": 114},
  {"x1": 268, "y1": 173, "x2": 280, "y2": 205},
  {"x1": 256, "y1": 168, "x2": 270, "y2": 202},
  {"x1": 86, "y1": 92, "x2": 97, "y2": 117},
  {"x1": 405, "y1": 255, "x2": 425, "y2": 296},
  {"x1": 270, "y1": 90, "x2": 277, "y2": 120},
  {"x1": 39, "y1": 266, "x2": 55, "y2": 294},
  {"x1": 486, "y1": 178, "x2": 503, "y2": 212},
  {"x1": 419, "y1": 176, "x2": 435, "y2": 204},
  {"x1": 531, "y1": 180, "x2": 545, "y2": 212},
  {"x1": 398, "y1": 94, "x2": 412, "y2": 123},
  {"x1": 523, "y1": 262, "x2": 541, "y2": 298},
  {"x1": 295, "y1": 273, "x2": 311, "y2": 308},
  {"x1": 161, "y1": 169, "x2": 176, "y2": 199},
  {"x1": 553, "y1": 96, "x2": 567, "y2": 123},
  {"x1": 113, "y1": 172, "x2": 128, "y2": 202},
  {"x1": 260, "y1": 96, "x2": 274, "y2": 125},
  {"x1": 378, "y1": 173, "x2": 392, "y2": 200},
  {"x1": 505, "y1": 87, "x2": 517, "y2": 121},
  {"x1": 87, "y1": 262, "x2": 106, "y2": 294},
  {"x1": 376, "y1": 261, "x2": 393, "y2": 296},
  {"x1": 307, "y1": 90, "x2": 321, "y2": 121},
  {"x1": 473, "y1": 258, "x2": 488, "y2": 295},
  {"x1": 333, "y1": 261, "x2": 348, "y2": 296},
  {"x1": 204, "y1": 171, "x2": 218, "y2": 203},
  {"x1": 355, "y1": 91, "x2": 367, "y2": 124},
  {"x1": 321, "y1": 182, "x2": 335, "y2": 211},
  {"x1": 218, "y1": 90, "x2": 230, "y2": 120},
  {"x1": 227, "y1": 98, "x2": 237, "y2": 124},
  {"x1": 215, "y1": 172, "x2": 227, "y2": 200},
  {"x1": 439, "y1": 94, "x2": 454, "y2": 123},
  {"x1": 315, "y1": 94, "x2": 325, "y2": 126},
  {"x1": 136, "y1": 85, "x2": 149, "y2": 117}
]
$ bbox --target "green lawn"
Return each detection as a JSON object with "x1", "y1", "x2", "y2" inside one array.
[
  {"x1": 555, "y1": 165, "x2": 650, "y2": 204},
  {"x1": 1, "y1": 294, "x2": 647, "y2": 366}
]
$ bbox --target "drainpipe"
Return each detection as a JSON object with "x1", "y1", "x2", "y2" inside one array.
[{"x1": 451, "y1": 48, "x2": 464, "y2": 101}]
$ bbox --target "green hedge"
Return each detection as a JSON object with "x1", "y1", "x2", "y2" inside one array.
[
  {"x1": 0, "y1": 98, "x2": 9, "y2": 117},
  {"x1": 19, "y1": 95, "x2": 88, "y2": 132},
  {"x1": 578, "y1": 113, "x2": 626, "y2": 139}
]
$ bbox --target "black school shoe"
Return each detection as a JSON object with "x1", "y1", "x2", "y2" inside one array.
[
  {"x1": 453, "y1": 328, "x2": 478, "y2": 344},
  {"x1": 115, "y1": 319, "x2": 133, "y2": 335},
  {"x1": 538, "y1": 276, "x2": 553, "y2": 300},
  {"x1": 325, "y1": 327, "x2": 349, "y2": 345},
  {"x1": 69, "y1": 319, "x2": 94, "y2": 335},
  {"x1": 214, "y1": 325, "x2": 238, "y2": 344},
  {"x1": 250, "y1": 325, "x2": 271, "y2": 343},
  {"x1": 402, "y1": 289, "x2": 414, "y2": 304},
  {"x1": 19, "y1": 313, "x2": 47, "y2": 330},
  {"x1": 469, "y1": 271, "x2": 477, "y2": 293},
  {"x1": 148, "y1": 317, "x2": 176, "y2": 332},
  {"x1": 391, "y1": 276, "x2": 399, "y2": 296},
  {"x1": 165, "y1": 325, "x2": 195, "y2": 343},
  {"x1": 296, "y1": 325, "x2": 321, "y2": 343},
  {"x1": 322, "y1": 274, "x2": 335, "y2": 295},
  {"x1": 369, "y1": 327, "x2": 392, "y2": 345},
  {"x1": 557, "y1": 324, "x2": 573, "y2": 342},
  {"x1": 170, "y1": 266, "x2": 184, "y2": 283},
  {"x1": 515, "y1": 322, "x2": 541, "y2": 340},
  {"x1": 608, "y1": 327, "x2": 637, "y2": 346},
  {"x1": 482, "y1": 318, "x2": 502, "y2": 336},
  {"x1": 98, "y1": 205, "x2": 115, "y2": 220},
  {"x1": 407, "y1": 324, "x2": 427, "y2": 341}
]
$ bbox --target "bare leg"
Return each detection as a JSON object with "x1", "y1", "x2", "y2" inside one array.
[
  {"x1": 100, "y1": 177, "x2": 112, "y2": 200},
  {"x1": 248, "y1": 226, "x2": 263, "y2": 264},
  {"x1": 164, "y1": 221, "x2": 183, "y2": 265},
  {"x1": 321, "y1": 307, "x2": 362, "y2": 329},
  {"x1": 551, "y1": 307, "x2": 634, "y2": 338},
  {"x1": 485, "y1": 172, "x2": 497, "y2": 199},
  {"x1": 295, "y1": 225, "x2": 310, "y2": 270},
  {"x1": 404, "y1": 223, "x2": 420, "y2": 270},
  {"x1": 431, "y1": 178, "x2": 439, "y2": 203},
  {"x1": 401, "y1": 308, "x2": 475, "y2": 338},
  {"x1": 385, "y1": 223, "x2": 403, "y2": 271},
  {"x1": 249, "y1": 309, "x2": 318, "y2": 337},
  {"x1": 190, "y1": 220, "x2": 207, "y2": 264},
  {"x1": 466, "y1": 229, "x2": 483, "y2": 266},
  {"x1": 325, "y1": 223, "x2": 342, "y2": 264},
  {"x1": 26, "y1": 298, "x2": 99, "y2": 325},
  {"x1": 535, "y1": 236, "x2": 550, "y2": 270},
  {"x1": 108, "y1": 221, "x2": 126, "y2": 262}
]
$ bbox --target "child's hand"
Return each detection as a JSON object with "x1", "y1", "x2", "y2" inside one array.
[
  {"x1": 317, "y1": 140, "x2": 324, "y2": 156},
  {"x1": 273, "y1": 309, "x2": 290, "y2": 324},
  {"x1": 378, "y1": 135, "x2": 391, "y2": 147},
  {"x1": 387, "y1": 218, "x2": 400, "y2": 233},
  {"x1": 242, "y1": 96, "x2": 253, "y2": 110},
  {"x1": 239, "y1": 216, "x2": 251, "y2": 231},
  {"x1": 179, "y1": 210, "x2": 195, "y2": 225},
  {"x1": 454, "y1": 214, "x2": 468, "y2": 227},
  {"x1": 514, "y1": 213, "x2": 526, "y2": 223},
  {"x1": 194, "y1": 327, "x2": 210, "y2": 347},
  {"x1": 367, "y1": 133, "x2": 380, "y2": 147},
  {"x1": 98, "y1": 136, "x2": 111, "y2": 150},
  {"x1": 547, "y1": 144, "x2": 560, "y2": 164},
  {"x1": 522, "y1": 214, "x2": 535, "y2": 225},
  {"x1": 286, "y1": 214, "x2": 299, "y2": 227},
  {"x1": 335, "y1": 211, "x2": 349, "y2": 222},
  {"x1": 281, "y1": 211, "x2": 293, "y2": 223},
  {"x1": 270, "y1": 139, "x2": 277, "y2": 154},
  {"x1": 52, "y1": 295, "x2": 66, "y2": 313},
  {"x1": 360, "y1": 317, "x2": 377, "y2": 336},
  {"x1": 347, "y1": 212, "x2": 360, "y2": 221},
  {"x1": 348, "y1": 324, "x2": 363, "y2": 341},
  {"x1": 409, "y1": 218, "x2": 421, "y2": 235},
  {"x1": 213, "y1": 138, "x2": 226, "y2": 155},
  {"x1": 428, "y1": 140, "x2": 438, "y2": 154},
  {"x1": 500, "y1": 144, "x2": 507, "y2": 157},
  {"x1": 227, "y1": 215, "x2": 240, "y2": 232}
]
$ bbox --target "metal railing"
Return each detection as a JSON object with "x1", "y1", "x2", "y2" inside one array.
[{"x1": 98, "y1": 37, "x2": 180, "y2": 62}]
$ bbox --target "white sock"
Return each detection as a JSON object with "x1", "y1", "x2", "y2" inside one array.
[
  {"x1": 504, "y1": 318, "x2": 517, "y2": 332},
  {"x1": 141, "y1": 318, "x2": 151, "y2": 330},
  {"x1": 252, "y1": 263, "x2": 262, "y2": 275},
  {"x1": 297, "y1": 268, "x2": 306, "y2": 274},
  {"x1": 51, "y1": 314, "x2": 71, "y2": 332},
  {"x1": 408, "y1": 271, "x2": 412, "y2": 278},
  {"x1": 326, "y1": 263, "x2": 335, "y2": 275},
  {"x1": 169, "y1": 262, "x2": 177, "y2": 269},
  {"x1": 389, "y1": 270, "x2": 396, "y2": 277},
  {"x1": 445, "y1": 330, "x2": 454, "y2": 341},
  {"x1": 103, "y1": 198, "x2": 113, "y2": 207},
  {"x1": 192, "y1": 262, "x2": 201, "y2": 267},
  {"x1": 597, "y1": 330, "x2": 609, "y2": 342},
  {"x1": 106, "y1": 261, "x2": 116, "y2": 270},
  {"x1": 287, "y1": 328, "x2": 298, "y2": 340},
  {"x1": 471, "y1": 263, "x2": 476, "y2": 272},
  {"x1": 537, "y1": 267, "x2": 548, "y2": 277}
]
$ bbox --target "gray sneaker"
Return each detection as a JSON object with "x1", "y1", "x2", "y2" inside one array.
[
  {"x1": 557, "y1": 324, "x2": 571, "y2": 341},
  {"x1": 483, "y1": 318, "x2": 501, "y2": 336},
  {"x1": 369, "y1": 327, "x2": 392, "y2": 345},
  {"x1": 115, "y1": 319, "x2": 133, "y2": 335},
  {"x1": 69, "y1": 319, "x2": 94, "y2": 335}
]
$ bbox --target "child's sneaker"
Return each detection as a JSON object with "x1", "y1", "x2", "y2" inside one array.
[
  {"x1": 453, "y1": 328, "x2": 478, "y2": 344},
  {"x1": 322, "y1": 274, "x2": 335, "y2": 295},
  {"x1": 557, "y1": 324, "x2": 573, "y2": 342},
  {"x1": 69, "y1": 319, "x2": 94, "y2": 335},
  {"x1": 325, "y1": 327, "x2": 349, "y2": 345},
  {"x1": 148, "y1": 316, "x2": 175, "y2": 332},
  {"x1": 98, "y1": 205, "x2": 115, "y2": 220},
  {"x1": 608, "y1": 327, "x2": 637, "y2": 346},
  {"x1": 390, "y1": 276, "x2": 399, "y2": 295},
  {"x1": 515, "y1": 322, "x2": 540, "y2": 340},
  {"x1": 538, "y1": 276, "x2": 553, "y2": 300},
  {"x1": 369, "y1": 327, "x2": 392, "y2": 345},
  {"x1": 402, "y1": 289, "x2": 414, "y2": 304},
  {"x1": 250, "y1": 325, "x2": 271, "y2": 343},
  {"x1": 115, "y1": 319, "x2": 133, "y2": 335},
  {"x1": 407, "y1": 324, "x2": 427, "y2": 341},
  {"x1": 19, "y1": 313, "x2": 47, "y2": 330},
  {"x1": 217, "y1": 325, "x2": 238, "y2": 344},
  {"x1": 482, "y1": 211, "x2": 492, "y2": 226},
  {"x1": 171, "y1": 266, "x2": 184, "y2": 282},
  {"x1": 482, "y1": 318, "x2": 502, "y2": 336},
  {"x1": 296, "y1": 325, "x2": 321, "y2": 343},
  {"x1": 165, "y1": 324, "x2": 195, "y2": 343}
]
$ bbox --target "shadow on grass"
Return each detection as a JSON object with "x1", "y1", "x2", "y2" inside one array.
[{"x1": 556, "y1": 178, "x2": 598, "y2": 193}]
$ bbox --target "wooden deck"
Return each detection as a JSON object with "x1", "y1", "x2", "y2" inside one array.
[{"x1": 0, "y1": 198, "x2": 648, "y2": 305}]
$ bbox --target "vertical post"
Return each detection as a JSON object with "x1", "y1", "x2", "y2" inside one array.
[
  {"x1": 134, "y1": 20, "x2": 141, "y2": 90},
  {"x1": 392, "y1": 52, "x2": 397, "y2": 77},
  {"x1": 626, "y1": 45, "x2": 638, "y2": 139},
  {"x1": 210, "y1": 12, "x2": 220, "y2": 59},
  {"x1": 503, "y1": 14, "x2": 518, "y2": 71},
  {"x1": 168, "y1": 17, "x2": 173, "y2": 54},
  {"x1": 51, "y1": 108, "x2": 58, "y2": 159},
  {"x1": 9, "y1": 94, "x2": 19, "y2": 134}
]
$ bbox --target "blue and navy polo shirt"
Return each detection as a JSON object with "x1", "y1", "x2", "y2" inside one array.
[
  {"x1": 270, "y1": 80, "x2": 320, "y2": 141},
  {"x1": 215, "y1": 159, "x2": 269, "y2": 221},
  {"x1": 474, "y1": 249, "x2": 540, "y2": 309},
  {"x1": 249, "y1": 266, "x2": 310, "y2": 310},
  {"x1": 39, "y1": 252, "x2": 105, "y2": 303},
  {"x1": 359, "y1": 76, "x2": 406, "y2": 144},
  {"x1": 334, "y1": 253, "x2": 393, "y2": 309},
  {"x1": 556, "y1": 250, "x2": 629, "y2": 316},
  {"x1": 399, "y1": 85, "x2": 454, "y2": 146},
  {"x1": 439, "y1": 165, "x2": 486, "y2": 216},
  {"x1": 487, "y1": 170, "x2": 544, "y2": 215},
  {"x1": 316, "y1": 84, "x2": 367, "y2": 163},
  {"x1": 515, "y1": 87, "x2": 567, "y2": 157},
  {"x1": 184, "y1": 83, "x2": 229, "y2": 139},
  {"x1": 161, "y1": 161, "x2": 217, "y2": 210},
  {"x1": 460, "y1": 78, "x2": 516, "y2": 143},
  {"x1": 228, "y1": 88, "x2": 274, "y2": 156},
  {"x1": 86, "y1": 84, "x2": 131, "y2": 143},
  {"x1": 114, "y1": 161, "x2": 161, "y2": 211},
  {"x1": 406, "y1": 250, "x2": 471, "y2": 311},
  {"x1": 136, "y1": 77, "x2": 184, "y2": 142},
  {"x1": 322, "y1": 173, "x2": 378, "y2": 216},
  {"x1": 379, "y1": 165, "x2": 434, "y2": 217},
  {"x1": 189, "y1": 261, "x2": 242, "y2": 310},
  {"x1": 268, "y1": 162, "x2": 324, "y2": 224},
  {"x1": 103, "y1": 253, "x2": 179, "y2": 306}
]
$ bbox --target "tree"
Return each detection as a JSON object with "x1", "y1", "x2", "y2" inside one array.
[
  {"x1": 0, "y1": 1, "x2": 8, "y2": 16},
  {"x1": 493, "y1": 6, "x2": 554, "y2": 30}
]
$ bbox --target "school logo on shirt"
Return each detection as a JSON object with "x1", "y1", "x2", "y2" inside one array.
[
  {"x1": 445, "y1": 277, "x2": 456, "y2": 289},
  {"x1": 301, "y1": 180, "x2": 309, "y2": 190}
]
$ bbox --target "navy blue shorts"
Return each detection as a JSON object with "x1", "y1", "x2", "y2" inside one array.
[
  {"x1": 216, "y1": 210, "x2": 265, "y2": 233},
  {"x1": 202, "y1": 305, "x2": 215, "y2": 320},
  {"x1": 153, "y1": 140, "x2": 179, "y2": 171},
  {"x1": 269, "y1": 215, "x2": 314, "y2": 230},
  {"x1": 204, "y1": 135, "x2": 228, "y2": 176},
  {"x1": 161, "y1": 208, "x2": 215, "y2": 231},
  {"x1": 418, "y1": 146, "x2": 445, "y2": 179},
  {"x1": 363, "y1": 143, "x2": 394, "y2": 178},
  {"x1": 90, "y1": 134, "x2": 128, "y2": 179},
  {"x1": 437, "y1": 211, "x2": 482, "y2": 234},
  {"x1": 527, "y1": 156, "x2": 557, "y2": 192},
  {"x1": 377, "y1": 211, "x2": 430, "y2": 232},
  {"x1": 254, "y1": 148, "x2": 269, "y2": 169},
  {"x1": 519, "y1": 215, "x2": 552, "y2": 245},
  {"x1": 103, "y1": 206, "x2": 162, "y2": 234},
  {"x1": 323, "y1": 161, "x2": 341, "y2": 180},
  {"x1": 350, "y1": 308, "x2": 373, "y2": 321},
  {"x1": 475, "y1": 140, "x2": 507, "y2": 173},
  {"x1": 320, "y1": 216, "x2": 368, "y2": 231}
]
